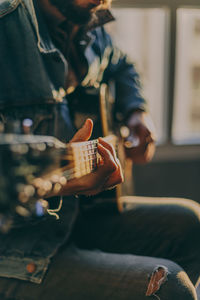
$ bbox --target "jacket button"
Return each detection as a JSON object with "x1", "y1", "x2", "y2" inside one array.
[{"x1": 26, "y1": 262, "x2": 36, "y2": 273}]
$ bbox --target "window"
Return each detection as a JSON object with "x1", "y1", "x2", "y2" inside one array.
[
  {"x1": 107, "y1": 8, "x2": 169, "y2": 143},
  {"x1": 172, "y1": 8, "x2": 200, "y2": 144},
  {"x1": 110, "y1": 0, "x2": 200, "y2": 151}
]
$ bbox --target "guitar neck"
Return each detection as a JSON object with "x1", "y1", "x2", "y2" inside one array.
[
  {"x1": 0, "y1": 133, "x2": 117, "y2": 222},
  {"x1": 63, "y1": 139, "x2": 99, "y2": 180},
  {"x1": 44, "y1": 134, "x2": 117, "y2": 181}
]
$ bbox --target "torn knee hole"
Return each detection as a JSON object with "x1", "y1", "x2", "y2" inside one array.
[{"x1": 146, "y1": 265, "x2": 169, "y2": 297}]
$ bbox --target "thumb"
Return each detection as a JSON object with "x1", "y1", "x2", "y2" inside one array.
[{"x1": 70, "y1": 119, "x2": 93, "y2": 142}]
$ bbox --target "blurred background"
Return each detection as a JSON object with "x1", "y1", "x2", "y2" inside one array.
[{"x1": 108, "y1": 0, "x2": 200, "y2": 202}]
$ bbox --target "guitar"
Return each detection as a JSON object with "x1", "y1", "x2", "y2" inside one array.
[
  {"x1": 0, "y1": 84, "x2": 136, "y2": 231},
  {"x1": 0, "y1": 131, "x2": 118, "y2": 231}
]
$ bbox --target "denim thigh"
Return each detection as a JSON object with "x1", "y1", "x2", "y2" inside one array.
[
  {"x1": 0, "y1": 244, "x2": 197, "y2": 300},
  {"x1": 73, "y1": 196, "x2": 200, "y2": 286}
]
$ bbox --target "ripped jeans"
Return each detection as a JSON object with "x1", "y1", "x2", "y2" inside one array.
[{"x1": 0, "y1": 196, "x2": 200, "y2": 300}]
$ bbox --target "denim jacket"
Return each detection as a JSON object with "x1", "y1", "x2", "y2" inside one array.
[
  {"x1": 0, "y1": 0, "x2": 146, "y2": 284},
  {"x1": 0, "y1": 0, "x2": 78, "y2": 284}
]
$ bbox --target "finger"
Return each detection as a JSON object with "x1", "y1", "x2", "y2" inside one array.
[
  {"x1": 134, "y1": 124, "x2": 156, "y2": 145},
  {"x1": 145, "y1": 134, "x2": 155, "y2": 144},
  {"x1": 105, "y1": 157, "x2": 124, "y2": 185},
  {"x1": 70, "y1": 119, "x2": 93, "y2": 143},
  {"x1": 99, "y1": 138, "x2": 123, "y2": 180},
  {"x1": 133, "y1": 124, "x2": 149, "y2": 137},
  {"x1": 79, "y1": 163, "x2": 123, "y2": 196},
  {"x1": 104, "y1": 171, "x2": 123, "y2": 189},
  {"x1": 98, "y1": 137, "x2": 117, "y2": 161},
  {"x1": 97, "y1": 143, "x2": 117, "y2": 173}
]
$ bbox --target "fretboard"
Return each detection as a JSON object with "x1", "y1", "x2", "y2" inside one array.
[
  {"x1": 63, "y1": 139, "x2": 99, "y2": 180},
  {"x1": 60, "y1": 134, "x2": 117, "y2": 181}
]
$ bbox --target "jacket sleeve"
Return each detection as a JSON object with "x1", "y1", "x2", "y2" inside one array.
[{"x1": 99, "y1": 27, "x2": 148, "y2": 121}]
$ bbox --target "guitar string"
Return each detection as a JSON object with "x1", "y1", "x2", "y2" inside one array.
[
  {"x1": 40, "y1": 145, "x2": 99, "y2": 182},
  {"x1": 36, "y1": 135, "x2": 117, "y2": 185},
  {"x1": 13, "y1": 137, "x2": 116, "y2": 193}
]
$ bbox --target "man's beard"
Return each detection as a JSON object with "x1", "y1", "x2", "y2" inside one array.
[{"x1": 50, "y1": 0, "x2": 95, "y2": 25}]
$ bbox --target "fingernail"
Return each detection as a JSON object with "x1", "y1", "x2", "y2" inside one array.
[{"x1": 85, "y1": 119, "x2": 92, "y2": 127}]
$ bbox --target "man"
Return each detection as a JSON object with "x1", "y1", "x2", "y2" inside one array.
[{"x1": 0, "y1": 0, "x2": 199, "y2": 299}]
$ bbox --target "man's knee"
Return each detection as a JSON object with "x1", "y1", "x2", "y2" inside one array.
[
  {"x1": 180, "y1": 199, "x2": 200, "y2": 224},
  {"x1": 153, "y1": 262, "x2": 197, "y2": 300}
]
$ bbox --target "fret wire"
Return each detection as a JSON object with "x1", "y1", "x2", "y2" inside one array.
[
  {"x1": 85, "y1": 149, "x2": 87, "y2": 176},
  {"x1": 72, "y1": 145, "x2": 98, "y2": 149},
  {"x1": 68, "y1": 140, "x2": 98, "y2": 150},
  {"x1": 64, "y1": 145, "x2": 98, "y2": 154},
  {"x1": 40, "y1": 138, "x2": 100, "y2": 182},
  {"x1": 28, "y1": 136, "x2": 117, "y2": 187},
  {"x1": 73, "y1": 149, "x2": 97, "y2": 155},
  {"x1": 71, "y1": 143, "x2": 98, "y2": 148},
  {"x1": 62, "y1": 151, "x2": 98, "y2": 164},
  {"x1": 43, "y1": 154, "x2": 98, "y2": 180},
  {"x1": 73, "y1": 158, "x2": 98, "y2": 169},
  {"x1": 67, "y1": 165, "x2": 97, "y2": 180},
  {"x1": 62, "y1": 165, "x2": 97, "y2": 180},
  {"x1": 52, "y1": 161, "x2": 97, "y2": 181},
  {"x1": 66, "y1": 139, "x2": 98, "y2": 147},
  {"x1": 73, "y1": 154, "x2": 97, "y2": 161},
  {"x1": 71, "y1": 148, "x2": 97, "y2": 155},
  {"x1": 62, "y1": 157, "x2": 98, "y2": 180}
]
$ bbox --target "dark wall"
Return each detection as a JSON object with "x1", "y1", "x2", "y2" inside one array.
[{"x1": 133, "y1": 160, "x2": 200, "y2": 202}]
